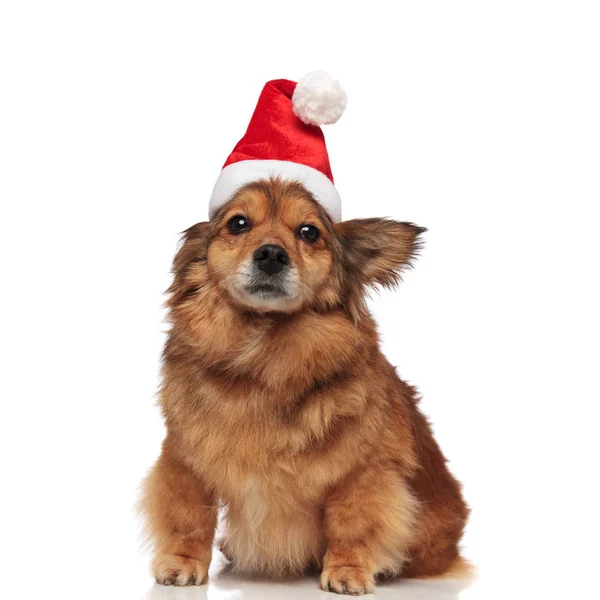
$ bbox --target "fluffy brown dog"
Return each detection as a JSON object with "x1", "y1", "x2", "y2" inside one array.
[{"x1": 141, "y1": 178, "x2": 469, "y2": 595}]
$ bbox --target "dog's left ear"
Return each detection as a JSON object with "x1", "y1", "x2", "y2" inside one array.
[
  {"x1": 336, "y1": 218, "x2": 426, "y2": 289},
  {"x1": 168, "y1": 221, "x2": 213, "y2": 307}
]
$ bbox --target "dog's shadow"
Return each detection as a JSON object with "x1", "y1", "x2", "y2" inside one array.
[{"x1": 145, "y1": 552, "x2": 472, "y2": 600}]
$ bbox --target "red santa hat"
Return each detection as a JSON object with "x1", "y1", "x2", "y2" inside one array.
[{"x1": 209, "y1": 71, "x2": 347, "y2": 222}]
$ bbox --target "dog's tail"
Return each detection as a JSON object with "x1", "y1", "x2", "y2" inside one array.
[{"x1": 414, "y1": 555, "x2": 476, "y2": 581}]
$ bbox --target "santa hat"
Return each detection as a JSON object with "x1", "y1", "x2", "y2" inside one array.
[{"x1": 208, "y1": 71, "x2": 347, "y2": 222}]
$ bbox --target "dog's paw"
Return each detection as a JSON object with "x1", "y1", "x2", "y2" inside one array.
[
  {"x1": 320, "y1": 565, "x2": 375, "y2": 595},
  {"x1": 152, "y1": 553, "x2": 208, "y2": 586}
]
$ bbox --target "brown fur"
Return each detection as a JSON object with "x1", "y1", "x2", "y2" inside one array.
[{"x1": 140, "y1": 178, "x2": 469, "y2": 594}]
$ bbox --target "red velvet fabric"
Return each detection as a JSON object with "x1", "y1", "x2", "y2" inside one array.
[{"x1": 223, "y1": 79, "x2": 334, "y2": 183}]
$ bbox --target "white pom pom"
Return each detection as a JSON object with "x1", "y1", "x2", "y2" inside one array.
[{"x1": 292, "y1": 71, "x2": 347, "y2": 126}]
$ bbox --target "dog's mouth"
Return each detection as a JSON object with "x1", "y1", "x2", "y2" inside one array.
[
  {"x1": 227, "y1": 262, "x2": 303, "y2": 312},
  {"x1": 242, "y1": 265, "x2": 295, "y2": 299},
  {"x1": 245, "y1": 282, "x2": 290, "y2": 298}
]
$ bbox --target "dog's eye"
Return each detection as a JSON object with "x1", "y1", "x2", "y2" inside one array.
[
  {"x1": 227, "y1": 215, "x2": 251, "y2": 235},
  {"x1": 297, "y1": 224, "x2": 320, "y2": 242}
]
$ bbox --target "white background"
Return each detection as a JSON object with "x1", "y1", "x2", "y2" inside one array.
[{"x1": 1, "y1": 2, "x2": 599, "y2": 599}]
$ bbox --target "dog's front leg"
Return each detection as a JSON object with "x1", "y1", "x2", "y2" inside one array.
[
  {"x1": 321, "y1": 466, "x2": 417, "y2": 595},
  {"x1": 141, "y1": 443, "x2": 217, "y2": 586}
]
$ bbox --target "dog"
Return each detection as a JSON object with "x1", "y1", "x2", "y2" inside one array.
[{"x1": 141, "y1": 177, "x2": 469, "y2": 595}]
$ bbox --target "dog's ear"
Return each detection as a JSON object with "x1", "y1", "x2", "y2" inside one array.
[
  {"x1": 168, "y1": 222, "x2": 212, "y2": 306},
  {"x1": 172, "y1": 222, "x2": 212, "y2": 273},
  {"x1": 336, "y1": 218, "x2": 426, "y2": 290}
]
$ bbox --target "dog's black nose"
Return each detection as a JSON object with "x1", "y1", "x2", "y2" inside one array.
[{"x1": 253, "y1": 244, "x2": 289, "y2": 276}]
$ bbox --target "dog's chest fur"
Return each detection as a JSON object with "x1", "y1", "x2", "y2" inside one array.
[
  {"x1": 184, "y1": 376, "x2": 375, "y2": 576},
  {"x1": 164, "y1": 309, "x2": 381, "y2": 575},
  {"x1": 220, "y1": 474, "x2": 325, "y2": 576}
]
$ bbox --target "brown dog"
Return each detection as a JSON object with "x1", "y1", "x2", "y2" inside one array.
[{"x1": 141, "y1": 177, "x2": 469, "y2": 595}]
